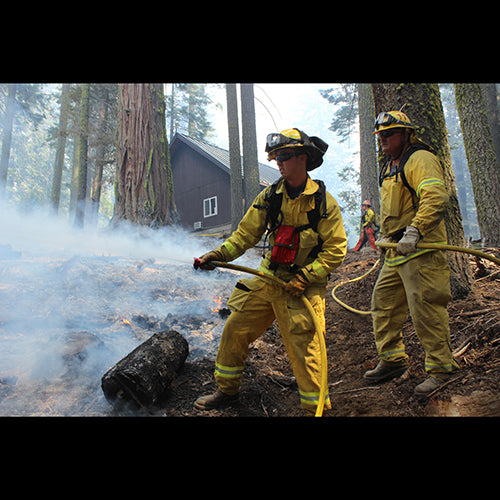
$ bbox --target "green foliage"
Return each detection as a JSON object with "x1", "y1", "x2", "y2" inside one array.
[
  {"x1": 319, "y1": 84, "x2": 358, "y2": 143},
  {"x1": 166, "y1": 84, "x2": 215, "y2": 141}
]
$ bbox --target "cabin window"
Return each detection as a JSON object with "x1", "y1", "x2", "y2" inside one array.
[{"x1": 203, "y1": 196, "x2": 218, "y2": 218}]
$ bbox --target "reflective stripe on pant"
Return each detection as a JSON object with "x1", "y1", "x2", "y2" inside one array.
[
  {"x1": 371, "y1": 251, "x2": 459, "y2": 376},
  {"x1": 214, "y1": 277, "x2": 331, "y2": 411}
]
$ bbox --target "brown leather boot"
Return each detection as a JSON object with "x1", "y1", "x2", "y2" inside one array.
[
  {"x1": 194, "y1": 389, "x2": 239, "y2": 410},
  {"x1": 363, "y1": 361, "x2": 408, "y2": 383}
]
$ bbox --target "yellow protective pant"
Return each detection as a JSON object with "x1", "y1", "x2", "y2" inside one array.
[
  {"x1": 371, "y1": 251, "x2": 459, "y2": 377},
  {"x1": 214, "y1": 276, "x2": 331, "y2": 412}
]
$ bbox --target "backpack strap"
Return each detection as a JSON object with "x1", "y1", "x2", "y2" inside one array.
[
  {"x1": 379, "y1": 144, "x2": 433, "y2": 209},
  {"x1": 253, "y1": 178, "x2": 328, "y2": 262}
]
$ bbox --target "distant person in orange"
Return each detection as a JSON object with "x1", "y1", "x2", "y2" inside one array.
[{"x1": 352, "y1": 200, "x2": 378, "y2": 251}]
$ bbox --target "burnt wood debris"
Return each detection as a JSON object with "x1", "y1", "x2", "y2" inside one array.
[{"x1": 101, "y1": 330, "x2": 189, "y2": 409}]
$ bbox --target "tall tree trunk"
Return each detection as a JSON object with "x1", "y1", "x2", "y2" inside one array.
[
  {"x1": 481, "y1": 83, "x2": 500, "y2": 164},
  {"x1": 357, "y1": 83, "x2": 379, "y2": 215},
  {"x1": 240, "y1": 83, "x2": 260, "y2": 211},
  {"x1": 0, "y1": 84, "x2": 17, "y2": 199},
  {"x1": 113, "y1": 84, "x2": 176, "y2": 227},
  {"x1": 226, "y1": 83, "x2": 243, "y2": 231},
  {"x1": 74, "y1": 83, "x2": 90, "y2": 228},
  {"x1": 455, "y1": 83, "x2": 500, "y2": 246},
  {"x1": 89, "y1": 85, "x2": 109, "y2": 225},
  {"x1": 371, "y1": 83, "x2": 473, "y2": 299},
  {"x1": 50, "y1": 83, "x2": 70, "y2": 213}
]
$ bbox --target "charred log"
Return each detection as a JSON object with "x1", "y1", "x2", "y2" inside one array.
[{"x1": 101, "y1": 330, "x2": 189, "y2": 408}]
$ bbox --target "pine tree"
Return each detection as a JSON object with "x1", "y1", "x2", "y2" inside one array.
[
  {"x1": 454, "y1": 83, "x2": 500, "y2": 246},
  {"x1": 226, "y1": 83, "x2": 243, "y2": 231},
  {"x1": 0, "y1": 84, "x2": 18, "y2": 198},
  {"x1": 50, "y1": 83, "x2": 70, "y2": 213},
  {"x1": 357, "y1": 83, "x2": 379, "y2": 214},
  {"x1": 74, "y1": 83, "x2": 90, "y2": 228},
  {"x1": 240, "y1": 83, "x2": 260, "y2": 212}
]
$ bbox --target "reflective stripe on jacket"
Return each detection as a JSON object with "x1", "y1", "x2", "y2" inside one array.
[{"x1": 380, "y1": 149, "x2": 448, "y2": 266}]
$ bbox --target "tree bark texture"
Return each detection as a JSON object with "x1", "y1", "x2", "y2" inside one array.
[
  {"x1": 481, "y1": 83, "x2": 500, "y2": 164},
  {"x1": 357, "y1": 83, "x2": 379, "y2": 214},
  {"x1": 89, "y1": 86, "x2": 109, "y2": 225},
  {"x1": 226, "y1": 84, "x2": 243, "y2": 231},
  {"x1": 113, "y1": 84, "x2": 176, "y2": 227},
  {"x1": 240, "y1": 83, "x2": 260, "y2": 212},
  {"x1": 371, "y1": 83, "x2": 473, "y2": 299},
  {"x1": 101, "y1": 330, "x2": 189, "y2": 408},
  {"x1": 454, "y1": 83, "x2": 500, "y2": 246}
]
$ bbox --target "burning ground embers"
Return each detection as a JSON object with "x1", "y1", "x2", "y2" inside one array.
[{"x1": 0, "y1": 253, "x2": 238, "y2": 415}]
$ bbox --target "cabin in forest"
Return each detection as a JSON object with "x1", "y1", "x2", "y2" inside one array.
[{"x1": 170, "y1": 133, "x2": 281, "y2": 233}]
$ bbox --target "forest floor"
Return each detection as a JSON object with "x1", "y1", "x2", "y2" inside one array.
[{"x1": 161, "y1": 248, "x2": 500, "y2": 418}]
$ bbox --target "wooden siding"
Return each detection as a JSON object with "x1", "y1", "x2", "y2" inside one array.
[{"x1": 171, "y1": 144, "x2": 231, "y2": 230}]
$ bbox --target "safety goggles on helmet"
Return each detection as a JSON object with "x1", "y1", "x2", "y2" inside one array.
[
  {"x1": 265, "y1": 131, "x2": 304, "y2": 154},
  {"x1": 266, "y1": 128, "x2": 328, "y2": 171},
  {"x1": 373, "y1": 112, "x2": 414, "y2": 130}
]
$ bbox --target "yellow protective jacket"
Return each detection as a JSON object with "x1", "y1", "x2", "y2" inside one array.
[
  {"x1": 380, "y1": 149, "x2": 449, "y2": 266},
  {"x1": 362, "y1": 208, "x2": 375, "y2": 228},
  {"x1": 216, "y1": 176, "x2": 347, "y2": 285}
]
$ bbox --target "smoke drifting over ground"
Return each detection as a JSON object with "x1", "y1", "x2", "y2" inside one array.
[{"x1": 0, "y1": 204, "x2": 256, "y2": 415}]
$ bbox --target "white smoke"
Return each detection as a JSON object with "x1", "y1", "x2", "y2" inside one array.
[{"x1": 0, "y1": 202, "x2": 259, "y2": 415}]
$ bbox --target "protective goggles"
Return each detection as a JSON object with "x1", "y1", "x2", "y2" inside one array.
[
  {"x1": 265, "y1": 132, "x2": 303, "y2": 153},
  {"x1": 373, "y1": 112, "x2": 412, "y2": 131},
  {"x1": 274, "y1": 151, "x2": 299, "y2": 162}
]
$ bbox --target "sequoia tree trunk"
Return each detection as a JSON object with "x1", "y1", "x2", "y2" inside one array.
[
  {"x1": 371, "y1": 83, "x2": 473, "y2": 299},
  {"x1": 113, "y1": 84, "x2": 176, "y2": 227}
]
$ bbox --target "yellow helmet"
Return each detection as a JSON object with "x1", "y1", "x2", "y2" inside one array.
[
  {"x1": 373, "y1": 111, "x2": 416, "y2": 135},
  {"x1": 265, "y1": 128, "x2": 328, "y2": 171}
]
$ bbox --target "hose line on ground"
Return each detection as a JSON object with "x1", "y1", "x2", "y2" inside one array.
[
  {"x1": 331, "y1": 259, "x2": 381, "y2": 316},
  {"x1": 207, "y1": 260, "x2": 328, "y2": 418}
]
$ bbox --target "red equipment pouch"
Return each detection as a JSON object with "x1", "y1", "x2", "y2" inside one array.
[{"x1": 271, "y1": 225, "x2": 299, "y2": 266}]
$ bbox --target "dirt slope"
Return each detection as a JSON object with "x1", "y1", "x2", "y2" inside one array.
[{"x1": 160, "y1": 248, "x2": 500, "y2": 417}]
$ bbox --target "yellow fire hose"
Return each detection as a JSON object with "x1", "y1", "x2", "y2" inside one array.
[
  {"x1": 331, "y1": 259, "x2": 381, "y2": 316},
  {"x1": 377, "y1": 241, "x2": 500, "y2": 266},
  {"x1": 208, "y1": 261, "x2": 328, "y2": 417},
  {"x1": 332, "y1": 242, "x2": 500, "y2": 317}
]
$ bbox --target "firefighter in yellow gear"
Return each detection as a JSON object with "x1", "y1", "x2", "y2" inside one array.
[
  {"x1": 194, "y1": 128, "x2": 347, "y2": 414},
  {"x1": 353, "y1": 200, "x2": 378, "y2": 251},
  {"x1": 365, "y1": 111, "x2": 459, "y2": 396}
]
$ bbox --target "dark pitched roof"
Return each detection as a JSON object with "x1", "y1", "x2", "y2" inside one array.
[{"x1": 171, "y1": 133, "x2": 281, "y2": 186}]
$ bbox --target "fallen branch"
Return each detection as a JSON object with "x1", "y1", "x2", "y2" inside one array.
[
  {"x1": 453, "y1": 342, "x2": 471, "y2": 358},
  {"x1": 426, "y1": 374, "x2": 464, "y2": 399},
  {"x1": 335, "y1": 386, "x2": 381, "y2": 395},
  {"x1": 456, "y1": 306, "x2": 500, "y2": 318}
]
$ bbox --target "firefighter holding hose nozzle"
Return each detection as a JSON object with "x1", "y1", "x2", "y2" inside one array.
[{"x1": 194, "y1": 128, "x2": 347, "y2": 415}]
